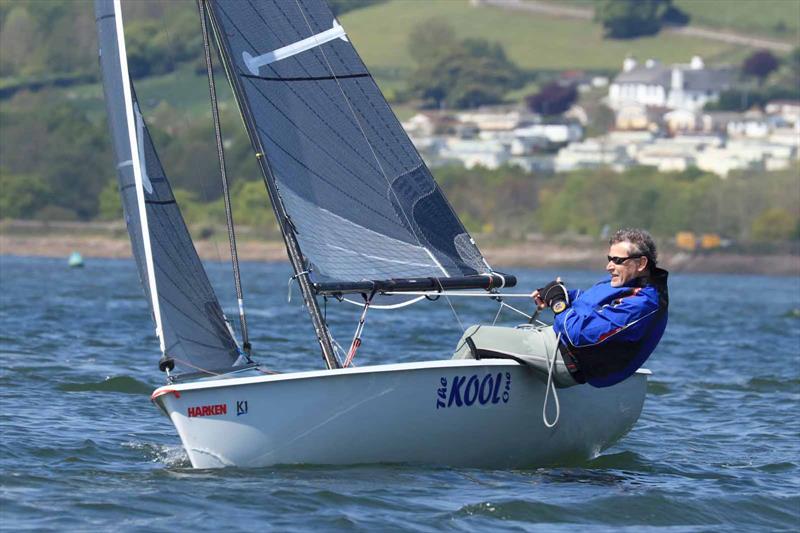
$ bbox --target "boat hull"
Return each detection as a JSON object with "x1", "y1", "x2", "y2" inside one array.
[{"x1": 152, "y1": 360, "x2": 648, "y2": 469}]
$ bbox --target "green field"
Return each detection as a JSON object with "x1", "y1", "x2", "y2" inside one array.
[
  {"x1": 341, "y1": 0, "x2": 750, "y2": 74},
  {"x1": 674, "y1": 0, "x2": 799, "y2": 40},
  {"x1": 541, "y1": 0, "x2": 798, "y2": 42}
]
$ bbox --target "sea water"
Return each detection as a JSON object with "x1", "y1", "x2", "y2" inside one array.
[{"x1": 1, "y1": 255, "x2": 798, "y2": 531}]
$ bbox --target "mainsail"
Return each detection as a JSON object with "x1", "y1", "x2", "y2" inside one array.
[
  {"x1": 95, "y1": 0, "x2": 239, "y2": 373},
  {"x1": 205, "y1": 0, "x2": 503, "y2": 288}
]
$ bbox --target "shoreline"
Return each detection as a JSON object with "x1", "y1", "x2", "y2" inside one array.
[{"x1": 1, "y1": 233, "x2": 797, "y2": 276}]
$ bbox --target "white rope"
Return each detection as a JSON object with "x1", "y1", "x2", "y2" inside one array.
[
  {"x1": 341, "y1": 295, "x2": 426, "y2": 310},
  {"x1": 542, "y1": 332, "x2": 562, "y2": 428},
  {"x1": 498, "y1": 301, "x2": 533, "y2": 320},
  {"x1": 287, "y1": 270, "x2": 311, "y2": 303},
  {"x1": 491, "y1": 303, "x2": 504, "y2": 326}
]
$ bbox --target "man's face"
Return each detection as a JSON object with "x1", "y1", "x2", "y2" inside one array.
[{"x1": 607, "y1": 241, "x2": 648, "y2": 287}]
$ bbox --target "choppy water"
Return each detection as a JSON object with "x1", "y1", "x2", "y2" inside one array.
[{"x1": 1, "y1": 255, "x2": 798, "y2": 531}]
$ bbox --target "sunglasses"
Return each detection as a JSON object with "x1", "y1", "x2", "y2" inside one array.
[{"x1": 607, "y1": 254, "x2": 643, "y2": 265}]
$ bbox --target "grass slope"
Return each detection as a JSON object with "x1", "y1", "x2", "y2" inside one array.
[
  {"x1": 543, "y1": 0, "x2": 798, "y2": 42},
  {"x1": 674, "y1": 0, "x2": 799, "y2": 40},
  {"x1": 341, "y1": 0, "x2": 748, "y2": 74}
]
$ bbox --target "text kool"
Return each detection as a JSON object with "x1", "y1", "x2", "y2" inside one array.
[{"x1": 436, "y1": 372, "x2": 511, "y2": 409}]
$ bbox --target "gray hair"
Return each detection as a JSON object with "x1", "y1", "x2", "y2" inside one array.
[{"x1": 610, "y1": 228, "x2": 657, "y2": 267}]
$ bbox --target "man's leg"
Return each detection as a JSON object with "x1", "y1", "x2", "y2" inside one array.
[{"x1": 452, "y1": 324, "x2": 578, "y2": 388}]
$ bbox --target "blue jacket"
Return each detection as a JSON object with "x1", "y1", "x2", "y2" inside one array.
[{"x1": 553, "y1": 267, "x2": 669, "y2": 388}]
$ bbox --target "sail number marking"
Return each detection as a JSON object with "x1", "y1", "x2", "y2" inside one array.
[{"x1": 436, "y1": 372, "x2": 511, "y2": 409}]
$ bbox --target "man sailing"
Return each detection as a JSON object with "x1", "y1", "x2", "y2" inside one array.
[{"x1": 455, "y1": 228, "x2": 669, "y2": 388}]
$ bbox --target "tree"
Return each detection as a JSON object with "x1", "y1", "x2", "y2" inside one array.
[
  {"x1": 408, "y1": 35, "x2": 523, "y2": 109},
  {"x1": 525, "y1": 82, "x2": 578, "y2": 116},
  {"x1": 0, "y1": 172, "x2": 52, "y2": 219},
  {"x1": 407, "y1": 19, "x2": 456, "y2": 65},
  {"x1": 790, "y1": 46, "x2": 800, "y2": 78},
  {"x1": 742, "y1": 50, "x2": 780, "y2": 85},
  {"x1": 751, "y1": 208, "x2": 796, "y2": 241},
  {"x1": 594, "y1": 0, "x2": 679, "y2": 39},
  {"x1": 0, "y1": 6, "x2": 38, "y2": 77},
  {"x1": 97, "y1": 179, "x2": 122, "y2": 221},
  {"x1": 0, "y1": 97, "x2": 111, "y2": 220}
]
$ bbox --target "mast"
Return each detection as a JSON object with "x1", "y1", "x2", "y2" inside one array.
[
  {"x1": 112, "y1": 0, "x2": 166, "y2": 357},
  {"x1": 197, "y1": 0, "x2": 251, "y2": 359},
  {"x1": 202, "y1": 0, "x2": 340, "y2": 370}
]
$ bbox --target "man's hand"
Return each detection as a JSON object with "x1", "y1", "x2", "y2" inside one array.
[
  {"x1": 532, "y1": 288, "x2": 546, "y2": 310},
  {"x1": 533, "y1": 277, "x2": 569, "y2": 314}
]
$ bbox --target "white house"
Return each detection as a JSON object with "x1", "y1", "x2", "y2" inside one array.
[
  {"x1": 401, "y1": 113, "x2": 436, "y2": 137},
  {"x1": 726, "y1": 114, "x2": 771, "y2": 138},
  {"x1": 455, "y1": 109, "x2": 536, "y2": 132},
  {"x1": 440, "y1": 138, "x2": 511, "y2": 170},
  {"x1": 765, "y1": 100, "x2": 800, "y2": 125},
  {"x1": 554, "y1": 139, "x2": 632, "y2": 172},
  {"x1": 608, "y1": 56, "x2": 734, "y2": 112},
  {"x1": 513, "y1": 123, "x2": 583, "y2": 145}
]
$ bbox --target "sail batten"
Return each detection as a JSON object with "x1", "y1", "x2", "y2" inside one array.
[
  {"x1": 207, "y1": 0, "x2": 498, "y2": 287},
  {"x1": 95, "y1": 0, "x2": 239, "y2": 374}
]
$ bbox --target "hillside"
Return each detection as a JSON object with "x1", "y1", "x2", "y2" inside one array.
[
  {"x1": 537, "y1": 0, "x2": 799, "y2": 42},
  {"x1": 673, "y1": 0, "x2": 799, "y2": 40},
  {"x1": 342, "y1": 0, "x2": 749, "y2": 76},
  {"x1": 3, "y1": 0, "x2": 762, "y2": 131},
  {"x1": 1, "y1": 0, "x2": 761, "y2": 106}
]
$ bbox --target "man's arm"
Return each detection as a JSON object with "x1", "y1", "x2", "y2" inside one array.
[{"x1": 554, "y1": 289, "x2": 659, "y2": 348}]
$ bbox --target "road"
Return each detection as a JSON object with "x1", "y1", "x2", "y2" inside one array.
[{"x1": 478, "y1": 0, "x2": 794, "y2": 53}]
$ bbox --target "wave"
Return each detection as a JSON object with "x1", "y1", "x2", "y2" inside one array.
[
  {"x1": 781, "y1": 308, "x2": 800, "y2": 318},
  {"x1": 123, "y1": 441, "x2": 190, "y2": 468},
  {"x1": 58, "y1": 376, "x2": 153, "y2": 394},
  {"x1": 693, "y1": 377, "x2": 800, "y2": 393}
]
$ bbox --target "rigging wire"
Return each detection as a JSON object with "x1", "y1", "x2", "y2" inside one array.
[
  {"x1": 197, "y1": 0, "x2": 252, "y2": 359},
  {"x1": 155, "y1": 1, "x2": 226, "y2": 267},
  {"x1": 292, "y1": 1, "x2": 468, "y2": 335},
  {"x1": 203, "y1": 2, "x2": 340, "y2": 370}
]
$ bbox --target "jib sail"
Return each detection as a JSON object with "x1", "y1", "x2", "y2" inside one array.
[{"x1": 95, "y1": 0, "x2": 239, "y2": 373}]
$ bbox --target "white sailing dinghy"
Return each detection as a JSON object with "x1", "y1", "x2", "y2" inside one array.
[{"x1": 96, "y1": 0, "x2": 649, "y2": 469}]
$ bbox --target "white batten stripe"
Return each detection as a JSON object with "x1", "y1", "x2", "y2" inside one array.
[
  {"x1": 242, "y1": 19, "x2": 348, "y2": 75},
  {"x1": 133, "y1": 103, "x2": 154, "y2": 194},
  {"x1": 113, "y1": 0, "x2": 165, "y2": 354}
]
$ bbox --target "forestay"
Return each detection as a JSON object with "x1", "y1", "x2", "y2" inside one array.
[
  {"x1": 95, "y1": 0, "x2": 239, "y2": 373},
  {"x1": 206, "y1": 0, "x2": 499, "y2": 286}
]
